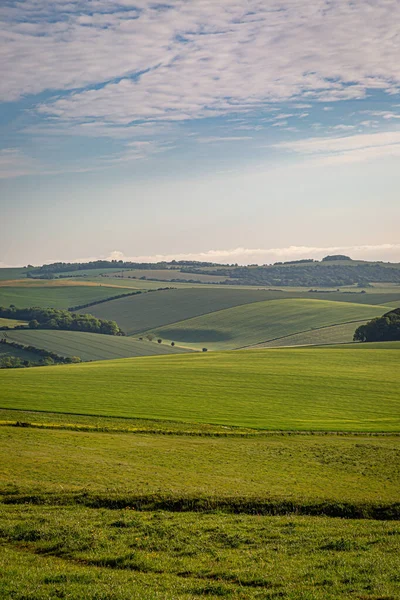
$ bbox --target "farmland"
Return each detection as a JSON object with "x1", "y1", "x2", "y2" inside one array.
[
  {"x1": 0, "y1": 285, "x2": 132, "y2": 310},
  {"x1": 250, "y1": 321, "x2": 369, "y2": 348},
  {"x1": 1, "y1": 264, "x2": 400, "y2": 600},
  {"x1": 79, "y1": 287, "x2": 399, "y2": 338},
  {"x1": 1, "y1": 329, "x2": 191, "y2": 361},
  {"x1": 148, "y1": 298, "x2": 388, "y2": 350},
  {"x1": 1, "y1": 347, "x2": 399, "y2": 431},
  {"x1": 107, "y1": 268, "x2": 230, "y2": 282},
  {"x1": 80, "y1": 288, "x2": 283, "y2": 334},
  {"x1": 0, "y1": 317, "x2": 27, "y2": 328}
]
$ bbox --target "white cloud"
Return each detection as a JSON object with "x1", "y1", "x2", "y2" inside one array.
[
  {"x1": 197, "y1": 136, "x2": 253, "y2": 143},
  {"x1": 102, "y1": 244, "x2": 400, "y2": 266},
  {"x1": 2, "y1": 0, "x2": 400, "y2": 124},
  {"x1": 0, "y1": 148, "x2": 38, "y2": 179},
  {"x1": 276, "y1": 130, "x2": 400, "y2": 164}
]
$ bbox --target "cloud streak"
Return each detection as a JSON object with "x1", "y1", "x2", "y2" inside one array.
[{"x1": 2, "y1": 0, "x2": 400, "y2": 122}]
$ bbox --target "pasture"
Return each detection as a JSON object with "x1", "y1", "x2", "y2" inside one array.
[
  {"x1": 250, "y1": 321, "x2": 369, "y2": 348},
  {"x1": 149, "y1": 298, "x2": 388, "y2": 349},
  {"x1": 108, "y1": 268, "x2": 230, "y2": 282},
  {"x1": 1, "y1": 347, "x2": 399, "y2": 431},
  {"x1": 80, "y1": 288, "x2": 283, "y2": 334},
  {"x1": 0, "y1": 285, "x2": 131, "y2": 309},
  {"x1": 80, "y1": 287, "x2": 398, "y2": 337},
  {"x1": 0, "y1": 317, "x2": 27, "y2": 328},
  {"x1": 1, "y1": 424, "x2": 399, "y2": 505},
  {"x1": 1, "y1": 506, "x2": 399, "y2": 600},
  {"x1": 1, "y1": 330, "x2": 191, "y2": 361},
  {"x1": 0, "y1": 267, "x2": 30, "y2": 280}
]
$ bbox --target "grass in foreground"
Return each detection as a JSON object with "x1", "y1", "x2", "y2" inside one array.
[
  {"x1": 2, "y1": 330, "x2": 192, "y2": 361},
  {"x1": 0, "y1": 347, "x2": 399, "y2": 431},
  {"x1": 0, "y1": 506, "x2": 399, "y2": 600},
  {"x1": 1, "y1": 425, "x2": 399, "y2": 508}
]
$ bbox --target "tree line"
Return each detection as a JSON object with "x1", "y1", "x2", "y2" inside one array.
[
  {"x1": 0, "y1": 306, "x2": 123, "y2": 336},
  {"x1": 181, "y1": 263, "x2": 400, "y2": 287}
]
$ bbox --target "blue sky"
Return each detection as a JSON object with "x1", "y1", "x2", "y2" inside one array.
[{"x1": 1, "y1": 0, "x2": 400, "y2": 266}]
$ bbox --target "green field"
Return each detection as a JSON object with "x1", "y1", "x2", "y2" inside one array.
[
  {"x1": 0, "y1": 285, "x2": 131, "y2": 309},
  {"x1": 249, "y1": 321, "x2": 369, "y2": 348},
  {"x1": 1, "y1": 506, "x2": 398, "y2": 600},
  {"x1": 109, "y1": 268, "x2": 230, "y2": 282},
  {"x1": 0, "y1": 344, "x2": 40, "y2": 364},
  {"x1": 0, "y1": 317, "x2": 27, "y2": 328},
  {"x1": 80, "y1": 288, "x2": 398, "y2": 337},
  {"x1": 0, "y1": 267, "x2": 30, "y2": 281},
  {"x1": 1, "y1": 423, "x2": 398, "y2": 504},
  {"x1": 148, "y1": 298, "x2": 387, "y2": 350},
  {"x1": 80, "y1": 288, "x2": 284, "y2": 334},
  {"x1": 1, "y1": 348, "x2": 399, "y2": 431},
  {"x1": 1, "y1": 330, "x2": 191, "y2": 361}
]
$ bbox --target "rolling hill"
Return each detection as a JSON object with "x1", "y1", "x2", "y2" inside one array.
[
  {"x1": 0, "y1": 285, "x2": 132, "y2": 310},
  {"x1": 0, "y1": 347, "x2": 398, "y2": 431},
  {"x1": 77, "y1": 287, "x2": 400, "y2": 336},
  {"x1": 249, "y1": 321, "x2": 369, "y2": 348},
  {"x1": 0, "y1": 330, "x2": 191, "y2": 361},
  {"x1": 146, "y1": 298, "x2": 388, "y2": 350}
]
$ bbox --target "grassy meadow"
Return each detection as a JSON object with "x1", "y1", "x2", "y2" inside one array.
[
  {"x1": 0, "y1": 317, "x2": 27, "y2": 328},
  {"x1": 1, "y1": 423, "x2": 399, "y2": 506},
  {"x1": 1, "y1": 507, "x2": 399, "y2": 600},
  {"x1": 148, "y1": 298, "x2": 388, "y2": 349},
  {"x1": 1, "y1": 347, "x2": 399, "y2": 431},
  {"x1": 0, "y1": 285, "x2": 132, "y2": 310},
  {"x1": 250, "y1": 321, "x2": 369, "y2": 348},
  {"x1": 80, "y1": 287, "x2": 282, "y2": 334},
  {"x1": 1, "y1": 273, "x2": 400, "y2": 600},
  {"x1": 1, "y1": 330, "x2": 192, "y2": 361}
]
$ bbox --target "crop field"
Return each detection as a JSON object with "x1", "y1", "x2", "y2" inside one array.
[
  {"x1": 249, "y1": 321, "x2": 369, "y2": 348},
  {"x1": 1, "y1": 330, "x2": 191, "y2": 361},
  {"x1": 0, "y1": 317, "x2": 27, "y2": 328},
  {"x1": 1, "y1": 347, "x2": 399, "y2": 431},
  {"x1": 148, "y1": 298, "x2": 388, "y2": 350},
  {"x1": 80, "y1": 288, "x2": 287, "y2": 334},
  {"x1": 80, "y1": 288, "x2": 397, "y2": 337},
  {"x1": 0, "y1": 267, "x2": 30, "y2": 281},
  {"x1": 0, "y1": 344, "x2": 40, "y2": 364},
  {"x1": 0, "y1": 285, "x2": 132, "y2": 309},
  {"x1": 108, "y1": 268, "x2": 230, "y2": 282}
]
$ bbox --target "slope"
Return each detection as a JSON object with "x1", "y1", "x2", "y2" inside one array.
[
  {"x1": 147, "y1": 298, "x2": 388, "y2": 350},
  {"x1": 0, "y1": 285, "x2": 131, "y2": 310},
  {"x1": 1, "y1": 330, "x2": 191, "y2": 362},
  {"x1": 0, "y1": 347, "x2": 399, "y2": 431},
  {"x1": 77, "y1": 287, "x2": 399, "y2": 336}
]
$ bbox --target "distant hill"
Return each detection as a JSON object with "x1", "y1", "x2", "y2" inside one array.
[{"x1": 181, "y1": 259, "x2": 400, "y2": 287}]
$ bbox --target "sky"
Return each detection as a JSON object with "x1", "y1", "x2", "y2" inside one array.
[{"x1": 1, "y1": 0, "x2": 400, "y2": 266}]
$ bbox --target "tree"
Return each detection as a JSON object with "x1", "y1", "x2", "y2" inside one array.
[
  {"x1": 29, "y1": 319, "x2": 39, "y2": 329},
  {"x1": 354, "y1": 309, "x2": 400, "y2": 342}
]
